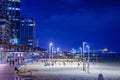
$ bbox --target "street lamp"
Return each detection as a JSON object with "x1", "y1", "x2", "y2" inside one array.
[
  {"x1": 83, "y1": 42, "x2": 86, "y2": 71},
  {"x1": 72, "y1": 48, "x2": 75, "y2": 59},
  {"x1": 87, "y1": 45, "x2": 90, "y2": 73},
  {"x1": 57, "y1": 48, "x2": 60, "y2": 59},
  {"x1": 80, "y1": 47, "x2": 82, "y2": 59},
  {"x1": 49, "y1": 42, "x2": 53, "y2": 61},
  {"x1": 87, "y1": 45, "x2": 90, "y2": 61},
  {"x1": 52, "y1": 47, "x2": 54, "y2": 60}
]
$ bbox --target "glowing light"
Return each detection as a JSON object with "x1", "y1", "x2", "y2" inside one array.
[
  {"x1": 10, "y1": 38, "x2": 18, "y2": 45},
  {"x1": 0, "y1": 48, "x2": 3, "y2": 50},
  {"x1": 57, "y1": 48, "x2": 60, "y2": 51},
  {"x1": 103, "y1": 48, "x2": 108, "y2": 52},
  {"x1": 87, "y1": 45, "x2": 90, "y2": 48},
  {"x1": 8, "y1": 0, "x2": 20, "y2": 2},
  {"x1": 72, "y1": 48, "x2": 76, "y2": 53},
  {"x1": 8, "y1": 7, "x2": 20, "y2": 10},
  {"x1": 49, "y1": 43, "x2": 53, "y2": 46}
]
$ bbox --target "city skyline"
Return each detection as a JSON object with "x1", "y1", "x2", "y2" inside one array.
[
  {"x1": 21, "y1": 0, "x2": 120, "y2": 52},
  {"x1": 0, "y1": 0, "x2": 35, "y2": 49},
  {"x1": 0, "y1": 1, "x2": 120, "y2": 80}
]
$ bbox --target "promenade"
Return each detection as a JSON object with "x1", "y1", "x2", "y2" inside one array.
[{"x1": 0, "y1": 64, "x2": 15, "y2": 80}]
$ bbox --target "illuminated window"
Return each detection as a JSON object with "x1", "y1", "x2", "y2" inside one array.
[
  {"x1": 8, "y1": 7, "x2": 20, "y2": 11},
  {"x1": 9, "y1": 0, "x2": 20, "y2": 2},
  {"x1": 28, "y1": 24, "x2": 35, "y2": 26}
]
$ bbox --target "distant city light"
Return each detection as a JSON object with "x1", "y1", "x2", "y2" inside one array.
[
  {"x1": 49, "y1": 42, "x2": 53, "y2": 46},
  {"x1": 103, "y1": 48, "x2": 108, "y2": 52},
  {"x1": 57, "y1": 48, "x2": 60, "y2": 51},
  {"x1": 72, "y1": 48, "x2": 76, "y2": 53},
  {"x1": 87, "y1": 45, "x2": 90, "y2": 48}
]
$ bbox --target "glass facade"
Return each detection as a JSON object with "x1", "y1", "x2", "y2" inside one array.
[
  {"x1": 0, "y1": 0, "x2": 20, "y2": 43},
  {"x1": 20, "y1": 16, "x2": 35, "y2": 48}
]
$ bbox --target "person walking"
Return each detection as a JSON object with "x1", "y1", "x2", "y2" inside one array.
[
  {"x1": 15, "y1": 58, "x2": 17, "y2": 66},
  {"x1": 12, "y1": 60, "x2": 15, "y2": 67},
  {"x1": 9, "y1": 60, "x2": 12, "y2": 67},
  {"x1": 78, "y1": 62, "x2": 80, "y2": 66},
  {"x1": 7, "y1": 59, "x2": 8, "y2": 63},
  {"x1": 22, "y1": 58, "x2": 25, "y2": 64},
  {"x1": 18, "y1": 58, "x2": 20, "y2": 65}
]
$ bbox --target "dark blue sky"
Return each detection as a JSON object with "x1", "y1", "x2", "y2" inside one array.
[{"x1": 21, "y1": 0, "x2": 120, "y2": 52}]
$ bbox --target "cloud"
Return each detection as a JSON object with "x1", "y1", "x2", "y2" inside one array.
[
  {"x1": 22, "y1": 0, "x2": 120, "y2": 20},
  {"x1": 60, "y1": 0, "x2": 120, "y2": 7},
  {"x1": 41, "y1": 7, "x2": 120, "y2": 30}
]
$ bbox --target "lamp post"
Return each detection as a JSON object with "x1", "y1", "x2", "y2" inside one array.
[
  {"x1": 80, "y1": 47, "x2": 82, "y2": 59},
  {"x1": 57, "y1": 48, "x2": 60, "y2": 59},
  {"x1": 49, "y1": 43, "x2": 53, "y2": 61},
  {"x1": 83, "y1": 42, "x2": 86, "y2": 71},
  {"x1": 87, "y1": 45, "x2": 90, "y2": 62},
  {"x1": 72, "y1": 48, "x2": 75, "y2": 59},
  {"x1": 87, "y1": 45, "x2": 90, "y2": 73},
  {"x1": 52, "y1": 47, "x2": 54, "y2": 60}
]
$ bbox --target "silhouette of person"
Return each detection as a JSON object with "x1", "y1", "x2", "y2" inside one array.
[
  {"x1": 10, "y1": 60, "x2": 12, "y2": 67},
  {"x1": 12, "y1": 60, "x2": 15, "y2": 67}
]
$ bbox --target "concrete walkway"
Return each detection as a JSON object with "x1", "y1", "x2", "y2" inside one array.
[{"x1": 0, "y1": 64, "x2": 15, "y2": 80}]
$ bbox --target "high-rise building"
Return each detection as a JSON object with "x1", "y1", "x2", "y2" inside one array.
[
  {"x1": 20, "y1": 16, "x2": 35, "y2": 48},
  {"x1": 0, "y1": 19, "x2": 11, "y2": 44},
  {"x1": 0, "y1": 0, "x2": 20, "y2": 44}
]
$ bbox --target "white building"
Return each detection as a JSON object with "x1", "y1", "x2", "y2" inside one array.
[{"x1": 0, "y1": 19, "x2": 11, "y2": 44}]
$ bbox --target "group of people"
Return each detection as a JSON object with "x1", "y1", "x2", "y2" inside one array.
[
  {"x1": 7, "y1": 57, "x2": 25, "y2": 67},
  {"x1": 42, "y1": 59, "x2": 82, "y2": 66}
]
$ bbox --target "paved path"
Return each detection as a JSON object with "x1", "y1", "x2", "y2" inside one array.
[{"x1": 0, "y1": 64, "x2": 15, "y2": 80}]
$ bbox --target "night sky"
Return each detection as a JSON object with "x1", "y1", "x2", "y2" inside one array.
[{"x1": 21, "y1": 0, "x2": 120, "y2": 52}]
